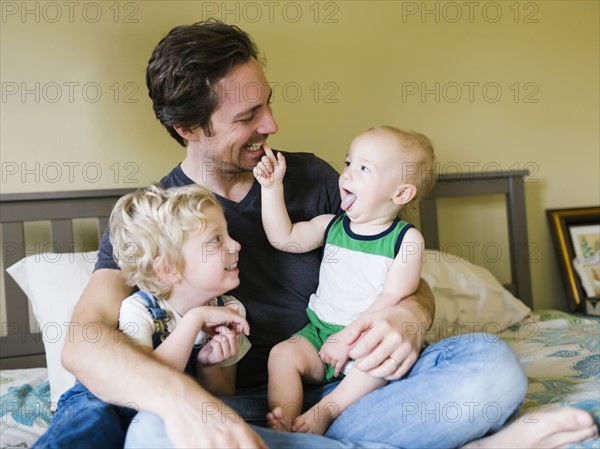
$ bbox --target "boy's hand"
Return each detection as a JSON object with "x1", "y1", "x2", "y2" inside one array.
[
  {"x1": 319, "y1": 330, "x2": 352, "y2": 377},
  {"x1": 196, "y1": 306, "x2": 249, "y2": 366},
  {"x1": 199, "y1": 306, "x2": 249, "y2": 336},
  {"x1": 253, "y1": 144, "x2": 286, "y2": 188},
  {"x1": 197, "y1": 324, "x2": 241, "y2": 365}
]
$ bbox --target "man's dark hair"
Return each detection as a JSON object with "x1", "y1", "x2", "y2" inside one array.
[{"x1": 146, "y1": 20, "x2": 260, "y2": 147}]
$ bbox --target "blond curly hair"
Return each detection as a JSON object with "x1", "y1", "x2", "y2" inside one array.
[{"x1": 109, "y1": 184, "x2": 222, "y2": 298}]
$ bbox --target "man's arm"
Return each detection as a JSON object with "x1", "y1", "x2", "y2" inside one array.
[
  {"x1": 61, "y1": 268, "x2": 266, "y2": 448},
  {"x1": 345, "y1": 279, "x2": 435, "y2": 380}
]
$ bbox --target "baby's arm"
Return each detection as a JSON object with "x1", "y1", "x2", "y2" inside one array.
[
  {"x1": 254, "y1": 144, "x2": 334, "y2": 253},
  {"x1": 365, "y1": 227, "x2": 425, "y2": 312},
  {"x1": 320, "y1": 227, "x2": 425, "y2": 375}
]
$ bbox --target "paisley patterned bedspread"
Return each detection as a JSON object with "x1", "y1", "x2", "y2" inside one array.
[
  {"x1": 1, "y1": 312, "x2": 599, "y2": 448},
  {"x1": 1, "y1": 368, "x2": 50, "y2": 448},
  {"x1": 500, "y1": 310, "x2": 600, "y2": 449}
]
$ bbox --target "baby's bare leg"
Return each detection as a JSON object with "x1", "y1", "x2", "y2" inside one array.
[
  {"x1": 267, "y1": 337, "x2": 325, "y2": 432},
  {"x1": 292, "y1": 366, "x2": 387, "y2": 435},
  {"x1": 463, "y1": 407, "x2": 598, "y2": 449}
]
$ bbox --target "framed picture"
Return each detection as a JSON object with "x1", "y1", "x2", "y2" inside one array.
[{"x1": 546, "y1": 206, "x2": 600, "y2": 312}]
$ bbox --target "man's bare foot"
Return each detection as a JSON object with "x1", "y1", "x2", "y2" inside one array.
[
  {"x1": 266, "y1": 407, "x2": 293, "y2": 432},
  {"x1": 463, "y1": 407, "x2": 598, "y2": 449},
  {"x1": 291, "y1": 402, "x2": 336, "y2": 435}
]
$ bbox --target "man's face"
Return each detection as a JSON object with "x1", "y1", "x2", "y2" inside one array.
[{"x1": 189, "y1": 58, "x2": 278, "y2": 175}]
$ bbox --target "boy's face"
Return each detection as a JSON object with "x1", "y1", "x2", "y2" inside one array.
[
  {"x1": 179, "y1": 206, "x2": 241, "y2": 301},
  {"x1": 339, "y1": 130, "x2": 414, "y2": 224}
]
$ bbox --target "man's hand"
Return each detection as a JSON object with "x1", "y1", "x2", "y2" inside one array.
[
  {"x1": 253, "y1": 144, "x2": 286, "y2": 189},
  {"x1": 345, "y1": 281, "x2": 434, "y2": 381},
  {"x1": 163, "y1": 383, "x2": 268, "y2": 449}
]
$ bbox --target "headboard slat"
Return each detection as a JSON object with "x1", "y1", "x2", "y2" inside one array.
[
  {"x1": 2, "y1": 222, "x2": 29, "y2": 327},
  {"x1": 506, "y1": 176, "x2": 533, "y2": 308},
  {"x1": 51, "y1": 219, "x2": 74, "y2": 253},
  {"x1": 98, "y1": 217, "x2": 109, "y2": 242}
]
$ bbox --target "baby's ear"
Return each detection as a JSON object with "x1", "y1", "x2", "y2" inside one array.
[
  {"x1": 153, "y1": 256, "x2": 181, "y2": 284},
  {"x1": 393, "y1": 184, "x2": 417, "y2": 205}
]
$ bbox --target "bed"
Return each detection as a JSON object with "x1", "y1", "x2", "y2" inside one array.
[{"x1": 1, "y1": 172, "x2": 598, "y2": 448}]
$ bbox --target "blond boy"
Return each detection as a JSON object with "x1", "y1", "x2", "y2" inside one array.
[{"x1": 111, "y1": 184, "x2": 251, "y2": 396}]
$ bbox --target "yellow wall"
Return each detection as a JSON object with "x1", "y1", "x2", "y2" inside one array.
[{"x1": 2, "y1": 1, "x2": 599, "y2": 311}]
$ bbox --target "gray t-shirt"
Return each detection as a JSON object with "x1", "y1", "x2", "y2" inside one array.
[{"x1": 96, "y1": 151, "x2": 341, "y2": 389}]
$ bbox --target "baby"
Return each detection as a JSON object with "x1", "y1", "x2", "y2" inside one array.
[{"x1": 254, "y1": 125, "x2": 436, "y2": 434}]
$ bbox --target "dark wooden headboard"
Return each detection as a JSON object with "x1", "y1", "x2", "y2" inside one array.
[
  {"x1": 1, "y1": 171, "x2": 533, "y2": 368},
  {"x1": 0, "y1": 189, "x2": 133, "y2": 368},
  {"x1": 419, "y1": 170, "x2": 533, "y2": 308}
]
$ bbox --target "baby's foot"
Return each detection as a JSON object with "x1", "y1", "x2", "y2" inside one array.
[
  {"x1": 291, "y1": 403, "x2": 336, "y2": 435},
  {"x1": 266, "y1": 406, "x2": 293, "y2": 432},
  {"x1": 463, "y1": 407, "x2": 598, "y2": 449}
]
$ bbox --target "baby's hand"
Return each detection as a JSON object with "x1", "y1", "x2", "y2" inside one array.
[
  {"x1": 253, "y1": 144, "x2": 286, "y2": 188},
  {"x1": 319, "y1": 331, "x2": 351, "y2": 377}
]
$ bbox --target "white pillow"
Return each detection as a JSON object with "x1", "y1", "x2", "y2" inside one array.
[
  {"x1": 5, "y1": 252, "x2": 97, "y2": 410},
  {"x1": 421, "y1": 250, "x2": 531, "y2": 344}
]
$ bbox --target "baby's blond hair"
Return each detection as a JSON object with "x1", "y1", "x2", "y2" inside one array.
[
  {"x1": 370, "y1": 125, "x2": 437, "y2": 206},
  {"x1": 109, "y1": 184, "x2": 221, "y2": 298}
]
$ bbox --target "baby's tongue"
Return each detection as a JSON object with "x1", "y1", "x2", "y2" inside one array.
[{"x1": 341, "y1": 193, "x2": 356, "y2": 211}]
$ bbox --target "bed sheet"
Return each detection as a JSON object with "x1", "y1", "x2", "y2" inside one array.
[
  {"x1": 1, "y1": 368, "x2": 50, "y2": 449},
  {"x1": 500, "y1": 311, "x2": 599, "y2": 449},
  {"x1": 1, "y1": 313, "x2": 598, "y2": 449}
]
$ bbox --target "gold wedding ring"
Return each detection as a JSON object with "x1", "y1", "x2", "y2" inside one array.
[{"x1": 387, "y1": 356, "x2": 400, "y2": 367}]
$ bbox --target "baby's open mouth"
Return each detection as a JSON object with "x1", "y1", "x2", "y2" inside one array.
[{"x1": 341, "y1": 190, "x2": 357, "y2": 211}]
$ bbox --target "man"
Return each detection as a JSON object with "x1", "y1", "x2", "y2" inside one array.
[{"x1": 39, "y1": 20, "x2": 595, "y2": 449}]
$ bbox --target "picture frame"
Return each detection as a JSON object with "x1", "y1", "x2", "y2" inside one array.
[{"x1": 546, "y1": 206, "x2": 600, "y2": 312}]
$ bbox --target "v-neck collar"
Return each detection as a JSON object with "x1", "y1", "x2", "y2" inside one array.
[
  {"x1": 214, "y1": 179, "x2": 260, "y2": 211},
  {"x1": 174, "y1": 164, "x2": 260, "y2": 211}
]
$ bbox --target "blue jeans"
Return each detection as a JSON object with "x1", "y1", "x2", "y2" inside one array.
[
  {"x1": 33, "y1": 382, "x2": 137, "y2": 449},
  {"x1": 126, "y1": 334, "x2": 528, "y2": 449}
]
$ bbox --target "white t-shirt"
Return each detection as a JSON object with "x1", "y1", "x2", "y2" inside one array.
[{"x1": 118, "y1": 293, "x2": 251, "y2": 367}]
